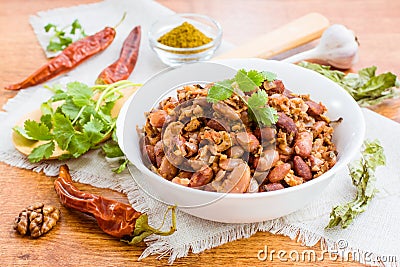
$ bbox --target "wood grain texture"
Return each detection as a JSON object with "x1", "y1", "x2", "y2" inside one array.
[{"x1": 0, "y1": 0, "x2": 399, "y2": 266}]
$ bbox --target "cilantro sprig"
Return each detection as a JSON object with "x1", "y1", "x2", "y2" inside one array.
[
  {"x1": 101, "y1": 131, "x2": 129, "y2": 174},
  {"x1": 327, "y1": 140, "x2": 386, "y2": 229},
  {"x1": 207, "y1": 69, "x2": 278, "y2": 126},
  {"x1": 44, "y1": 19, "x2": 87, "y2": 52},
  {"x1": 13, "y1": 80, "x2": 139, "y2": 173}
]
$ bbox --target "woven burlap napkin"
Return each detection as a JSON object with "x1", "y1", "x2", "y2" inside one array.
[{"x1": 1, "y1": 0, "x2": 399, "y2": 265}]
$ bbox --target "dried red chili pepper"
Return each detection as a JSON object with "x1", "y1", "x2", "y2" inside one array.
[
  {"x1": 54, "y1": 164, "x2": 176, "y2": 244},
  {"x1": 5, "y1": 27, "x2": 116, "y2": 90},
  {"x1": 96, "y1": 25, "x2": 141, "y2": 84}
]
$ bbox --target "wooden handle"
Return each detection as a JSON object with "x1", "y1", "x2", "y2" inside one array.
[{"x1": 215, "y1": 13, "x2": 329, "y2": 59}]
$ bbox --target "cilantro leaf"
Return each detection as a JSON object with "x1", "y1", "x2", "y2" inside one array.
[
  {"x1": 67, "y1": 82, "x2": 93, "y2": 107},
  {"x1": 247, "y1": 90, "x2": 278, "y2": 126},
  {"x1": 53, "y1": 113, "x2": 75, "y2": 150},
  {"x1": 206, "y1": 79, "x2": 234, "y2": 103},
  {"x1": 58, "y1": 36, "x2": 73, "y2": 48},
  {"x1": 44, "y1": 19, "x2": 86, "y2": 52},
  {"x1": 251, "y1": 106, "x2": 278, "y2": 127},
  {"x1": 44, "y1": 23, "x2": 56, "y2": 32},
  {"x1": 13, "y1": 126, "x2": 35, "y2": 141},
  {"x1": 24, "y1": 120, "x2": 53, "y2": 141},
  {"x1": 79, "y1": 105, "x2": 96, "y2": 126},
  {"x1": 50, "y1": 87, "x2": 68, "y2": 101},
  {"x1": 113, "y1": 159, "x2": 129, "y2": 174},
  {"x1": 28, "y1": 141, "x2": 55, "y2": 163},
  {"x1": 70, "y1": 19, "x2": 83, "y2": 34},
  {"x1": 40, "y1": 114, "x2": 53, "y2": 130},
  {"x1": 207, "y1": 69, "x2": 279, "y2": 126},
  {"x1": 68, "y1": 132, "x2": 91, "y2": 158},
  {"x1": 261, "y1": 71, "x2": 277, "y2": 82},
  {"x1": 111, "y1": 129, "x2": 118, "y2": 142},
  {"x1": 83, "y1": 118, "x2": 105, "y2": 145},
  {"x1": 58, "y1": 153, "x2": 73, "y2": 160},
  {"x1": 40, "y1": 102, "x2": 53, "y2": 116},
  {"x1": 47, "y1": 41, "x2": 64, "y2": 52},
  {"x1": 235, "y1": 69, "x2": 260, "y2": 92},
  {"x1": 99, "y1": 101, "x2": 114, "y2": 118},
  {"x1": 247, "y1": 90, "x2": 268, "y2": 108},
  {"x1": 61, "y1": 98, "x2": 81, "y2": 121},
  {"x1": 327, "y1": 139, "x2": 385, "y2": 229},
  {"x1": 102, "y1": 141, "x2": 124, "y2": 158},
  {"x1": 247, "y1": 70, "x2": 266, "y2": 86}
]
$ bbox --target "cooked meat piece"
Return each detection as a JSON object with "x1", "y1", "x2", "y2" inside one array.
[
  {"x1": 207, "y1": 119, "x2": 227, "y2": 131},
  {"x1": 306, "y1": 100, "x2": 326, "y2": 117},
  {"x1": 213, "y1": 102, "x2": 240, "y2": 120},
  {"x1": 263, "y1": 79, "x2": 285, "y2": 95},
  {"x1": 158, "y1": 156, "x2": 178, "y2": 180},
  {"x1": 148, "y1": 110, "x2": 168, "y2": 128}
]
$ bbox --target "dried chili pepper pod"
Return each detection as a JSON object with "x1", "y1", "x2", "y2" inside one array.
[
  {"x1": 54, "y1": 165, "x2": 176, "y2": 243},
  {"x1": 96, "y1": 25, "x2": 141, "y2": 84},
  {"x1": 5, "y1": 27, "x2": 116, "y2": 90}
]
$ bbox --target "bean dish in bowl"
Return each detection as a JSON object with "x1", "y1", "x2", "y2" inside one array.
[
  {"x1": 116, "y1": 59, "x2": 365, "y2": 223},
  {"x1": 140, "y1": 75, "x2": 337, "y2": 193}
]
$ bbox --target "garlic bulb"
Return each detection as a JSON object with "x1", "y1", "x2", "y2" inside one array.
[{"x1": 283, "y1": 24, "x2": 359, "y2": 69}]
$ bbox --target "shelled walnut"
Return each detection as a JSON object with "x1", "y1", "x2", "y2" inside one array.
[{"x1": 14, "y1": 202, "x2": 60, "y2": 238}]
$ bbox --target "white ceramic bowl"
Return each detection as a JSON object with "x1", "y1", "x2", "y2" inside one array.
[{"x1": 116, "y1": 59, "x2": 365, "y2": 223}]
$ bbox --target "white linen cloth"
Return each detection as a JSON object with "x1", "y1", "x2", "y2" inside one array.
[{"x1": 1, "y1": 0, "x2": 398, "y2": 265}]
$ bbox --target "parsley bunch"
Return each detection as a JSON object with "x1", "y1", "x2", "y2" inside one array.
[
  {"x1": 327, "y1": 140, "x2": 386, "y2": 229},
  {"x1": 45, "y1": 19, "x2": 87, "y2": 52},
  {"x1": 207, "y1": 69, "x2": 278, "y2": 126},
  {"x1": 13, "y1": 80, "x2": 138, "y2": 172}
]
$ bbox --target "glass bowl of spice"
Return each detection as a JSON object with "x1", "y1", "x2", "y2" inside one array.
[{"x1": 149, "y1": 13, "x2": 222, "y2": 66}]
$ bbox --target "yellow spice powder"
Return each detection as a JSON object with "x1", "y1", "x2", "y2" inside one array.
[{"x1": 157, "y1": 22, "x2": 213, "y2": 48}]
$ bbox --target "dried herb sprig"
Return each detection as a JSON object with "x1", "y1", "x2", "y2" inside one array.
[{"x1": 327, "y1": 139, "x2": 386, "y2": 228}]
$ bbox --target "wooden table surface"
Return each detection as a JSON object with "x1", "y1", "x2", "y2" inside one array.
[{"x1": 1, "y1": 0, "x2": 399, "y2": 266}]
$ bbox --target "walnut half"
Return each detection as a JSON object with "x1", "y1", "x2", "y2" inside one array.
[{"x1": 14, "y1": 202, "x2": 60, "y2": 238}]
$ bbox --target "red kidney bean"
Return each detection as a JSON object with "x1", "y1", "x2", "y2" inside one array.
[
  {"x1": 294, "y1": 131, "x2": 313, "y2": 157},
  {"x1": 189, "y1": 166, "x2": 214, "y2": 187},
  {"x1": 267, "y1": 163, "x2": 291, "y2": 183},
  {"x1": 293, "y1": 156, "x2": 312, "y2": 181},
  {"x1": 276, "y1": 112, "x2": 297, "y2": 134}
]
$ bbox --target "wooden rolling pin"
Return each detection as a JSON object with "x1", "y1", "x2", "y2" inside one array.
[{"x1": 215, "y1": 12, "x2": 330, "y2": 59}]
